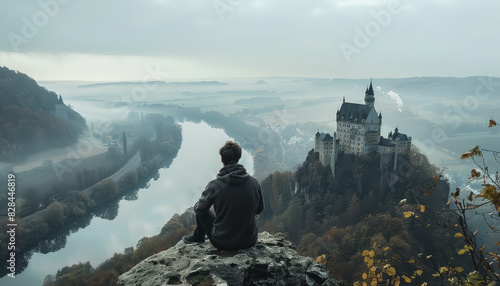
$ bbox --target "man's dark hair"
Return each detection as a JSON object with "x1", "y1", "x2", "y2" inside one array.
[{"x1": 219, "y1": 141, "x2": 242, "y2": 165}]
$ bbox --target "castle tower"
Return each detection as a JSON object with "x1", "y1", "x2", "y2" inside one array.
[
  {"x1": 336, "y1": 79, "x2": 380, "y2": 155},
  {"x1": 314, "y1": 131, "x2": 335, "y2": 175},
  {"x1": 364, "y1": 79, "x2": 375, "y2": 107}
]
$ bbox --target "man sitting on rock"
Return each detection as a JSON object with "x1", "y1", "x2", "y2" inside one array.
[{"x1": 182, "y1": 141, "x2": 264, "y2": 250}]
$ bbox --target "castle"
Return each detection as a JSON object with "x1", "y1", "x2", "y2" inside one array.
[{"x1": 314, "y1": 80, "x2": 412, "y2": 175}]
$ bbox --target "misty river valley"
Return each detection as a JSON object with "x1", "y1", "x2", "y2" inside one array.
[{"x1": 0, "y1": 121, "x2": 254, "y2": 286}]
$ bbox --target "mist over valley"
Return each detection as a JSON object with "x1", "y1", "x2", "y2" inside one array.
[
  {"x1": 1, "y1": 71, "x2": 499, "y2": 285},
  {"x1": 1, "y1": 1, "x2": 500, "y2": 284}
]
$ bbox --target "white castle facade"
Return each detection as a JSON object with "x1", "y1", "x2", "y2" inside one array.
[{"x1": 314, "y1": 80, "x2": 412, "y2": 175}]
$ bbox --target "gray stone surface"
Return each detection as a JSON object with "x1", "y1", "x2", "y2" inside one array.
[{"x1": 118, "y1": 232, "x2": 339, "y2": 286}]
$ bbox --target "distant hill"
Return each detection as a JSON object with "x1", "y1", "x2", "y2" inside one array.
[
  {"x1": 78, "y1": 80, "x2": 229, "y2": 88},
  {"x1": 0, "y1": 66, "x2": 87, "y2": 161},
  {"x1": 254, "y1": 80, "x2": 268, "y2": 85}
]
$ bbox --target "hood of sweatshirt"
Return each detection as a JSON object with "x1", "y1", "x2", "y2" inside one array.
[{"x1": 216, "y1": 163, "x2": 249, "y2": 185}]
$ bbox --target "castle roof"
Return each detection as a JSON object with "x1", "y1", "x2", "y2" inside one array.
[
  {"x1": 365, "y1": 80, "x2": 374, "y2": 96},
  {"x1": 379, "y1": 137, "x2": 395, "y2": 147},
  {"x1": 337, "y1": 102, "x2": 373, "y2": 122},
  {"x1": 316, "y1": 132, "x2": 333, "y2": 141},
  {"x1": 392, "y1": 128, "x2": 409, "y2": 141},
  {"x1": 384, "y1": 128, "x2": 410, "y2": 143},
  {"x1": 364, "y1": 79, "x2": 375, "y2": 106}
]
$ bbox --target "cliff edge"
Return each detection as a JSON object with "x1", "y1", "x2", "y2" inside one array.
[{"x1": 118, "y1": 232, "x2": 339, "y2": 286}]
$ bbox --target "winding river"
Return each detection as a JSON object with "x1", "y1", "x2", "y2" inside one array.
[{"x1": 2, "y1": 121, "x2": 254, "y2": 286}]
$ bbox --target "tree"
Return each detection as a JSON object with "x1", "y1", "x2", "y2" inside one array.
[
  {"x1": 283, "y1": 197, "x2": 304, "y2": 240},
  {"x1": 365, "y1": 119, "x2": 500, "y2": 286},
  {"x1": 55, "y1": 262, "x2": 93, "y2": 286},
  {"x1": 297, "y1": 233, "x2": 318, "y2": 256},
  {"x1": 91, "y1": 178, "x2": 119, "y2": 202},
  {"x1": 441, "y1": 119, "x2": 500, "y2": 285},
  {"x1": 122, "y1": 131, "x2": 128, "y2": 161},
  {"x1": 40, "y1": 201, "x2": 66, "y2": 228},
  {"x1": 42, "y1": 274, "x2": 56, "y2": 286}
]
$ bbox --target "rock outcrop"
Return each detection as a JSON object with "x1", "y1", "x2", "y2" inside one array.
[{"x1": 118, "y1": 232, "x2": 339, "y2": 286}]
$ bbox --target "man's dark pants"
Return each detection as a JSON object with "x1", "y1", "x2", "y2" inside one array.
[{"x1": 193, "y1": 211, "x2": 222, "y2": 248}]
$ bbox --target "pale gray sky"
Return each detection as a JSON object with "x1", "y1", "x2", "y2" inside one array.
[{"x1": 1, "y1": 0, "x2": 499, "y2": 81}]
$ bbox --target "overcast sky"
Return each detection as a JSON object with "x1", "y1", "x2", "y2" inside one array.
[{"x1": 1, "y1": 0, "x2": 499, "y2": 81}]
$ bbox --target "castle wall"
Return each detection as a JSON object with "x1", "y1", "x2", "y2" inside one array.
[
  {"x1": 317, "y1": 139, "x2": 334, "y2": 166},
  {"x1": 336, "y1": 107, "x2": 380, "y2": 156},
  {"x1": 395, "y1": 139, "x2": 412, "y2": 154}
]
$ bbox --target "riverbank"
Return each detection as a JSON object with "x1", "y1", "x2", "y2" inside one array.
[{"x1": 0, "y1": 115, "x2": 182, "y2": 278}]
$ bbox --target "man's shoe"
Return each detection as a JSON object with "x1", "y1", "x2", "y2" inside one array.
[{"x1": 182, "y1": 235, "x2": 205, "y2": 244}]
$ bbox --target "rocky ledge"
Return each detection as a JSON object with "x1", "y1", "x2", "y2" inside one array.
[{"x1": 118, "y1": 232, "x2": 339, "y2": 286}]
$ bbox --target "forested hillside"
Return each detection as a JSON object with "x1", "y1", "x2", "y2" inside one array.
[
  {"x1": 0, "y1": 66, "x2": 87, "y2": 160},
  {"x1": 257, "y1": 148, "x2": 458, "y2": 284}
]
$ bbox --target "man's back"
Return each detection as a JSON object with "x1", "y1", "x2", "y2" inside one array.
[
  {"x1": 184, "y1": 141, "x2": 264, "y2": 250},
  {"x1": 195, "y1": 163, "x2": 264, "y2": 250}
]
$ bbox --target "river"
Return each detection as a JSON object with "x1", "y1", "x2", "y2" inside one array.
[{"x1": 1, "y1": 121, "x2": 254, "y2": 286}]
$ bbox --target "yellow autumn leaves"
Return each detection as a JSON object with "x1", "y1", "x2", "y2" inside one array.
[
  {"x1": 460, "y1": 146, "x2": 482, "y2": 159},
  {"x1": 385, "y1": 266, "x2": 396, "y2": 276},
  {"x1": 362, "y1": 249, "x2": 375, "y2": 258},
  {"x1": 457, "y1": 244, "x2": 474, "y2": 255},
  {"x1": 403, "y1": 211, "x2": 414, "y2": 218},
  {"x1": 459, "y1": 120, "x2": 500, "y2": 211},
  {"x1": 355, "y1": 247, "x2": 424, "y2": 286},
  {"x1": 431, "y1": 266, "x2": 465, "y2": 278},
  {"x1": 402, "y1": 204, "x2": 425, "y2": 218},
  {"x1": 315, "y1": 254, "x2": 327, "y2": 265},
  {"x1": 476, "y1": 184, "x2": 500, "y2": 212},
  {"x1": 362, "y1": 250, "x2": 375, "y2": 268},
  {"x1": 488, "y1": 119, "x2": 497, "y2": 128}
]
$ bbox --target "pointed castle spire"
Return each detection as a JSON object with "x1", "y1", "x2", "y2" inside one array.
[{"x1": 364, "y1": 78, "x2": 375, "y2": 107}]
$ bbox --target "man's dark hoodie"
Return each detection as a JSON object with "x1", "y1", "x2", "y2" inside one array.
[{"x1": 194, "y1": 163, "x2": 264, "y2": 250}]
